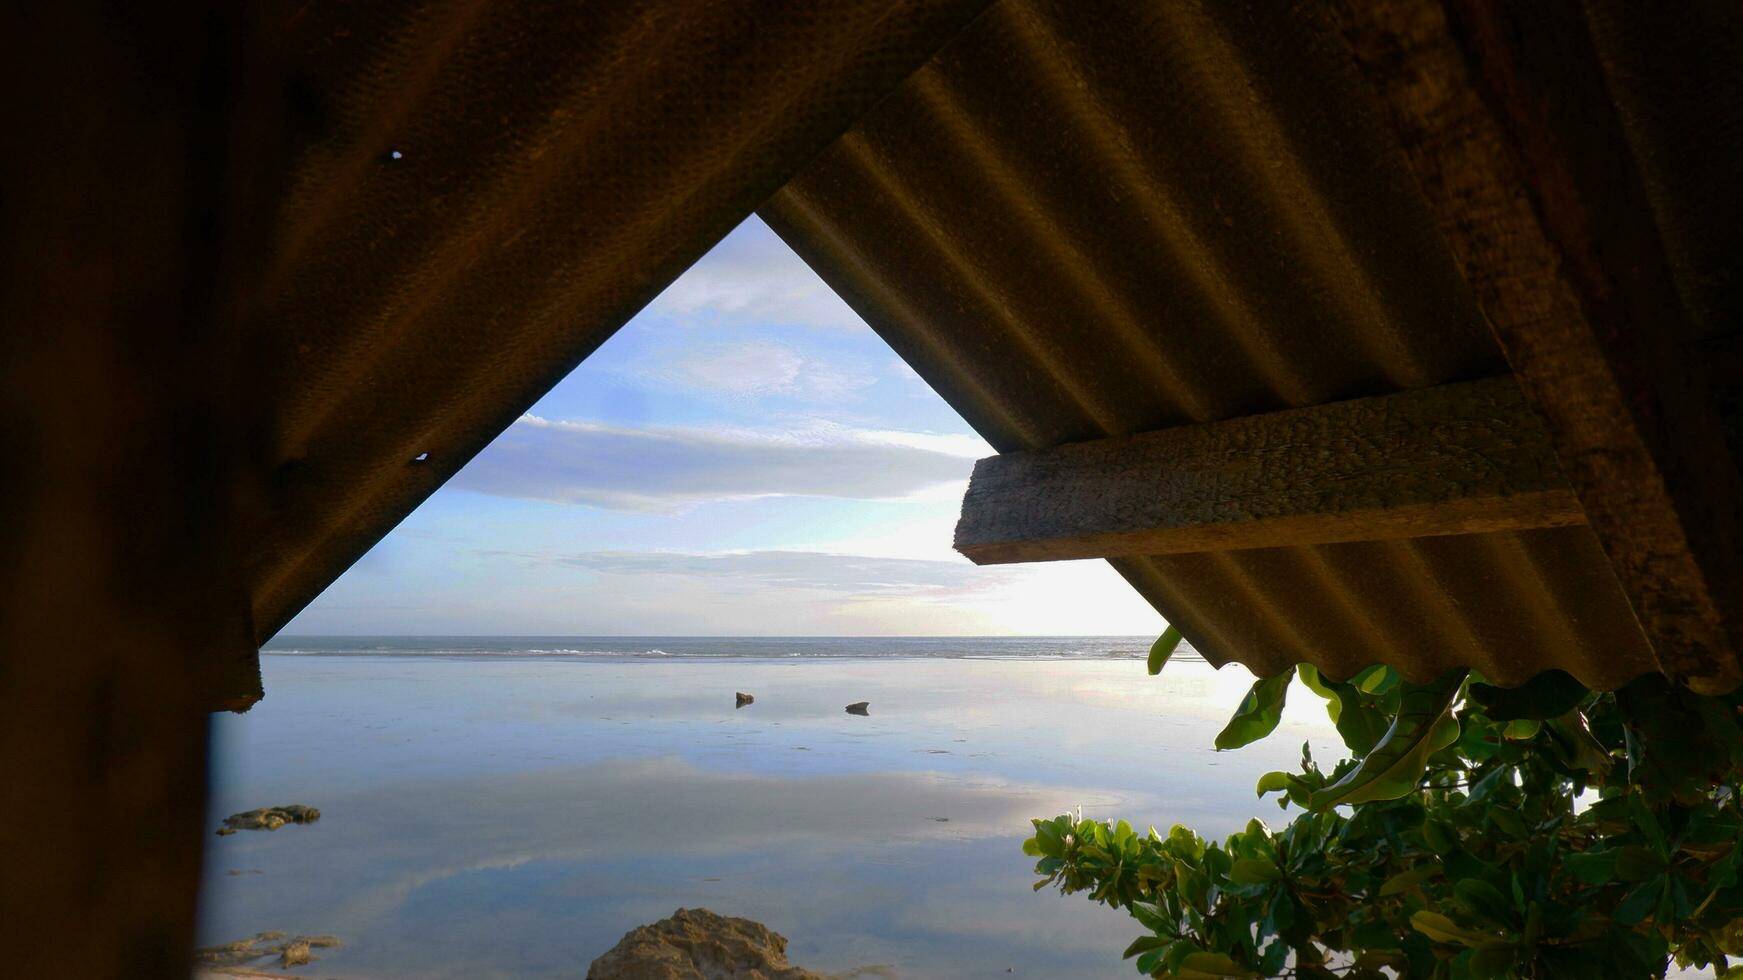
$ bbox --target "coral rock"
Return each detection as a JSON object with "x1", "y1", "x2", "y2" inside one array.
[
  {"x1": 587, "y1": 908, "x2": 822, "y2": 980},
  {"x1": 216, "y1": 805, "x2": 320, "y2": 836}
]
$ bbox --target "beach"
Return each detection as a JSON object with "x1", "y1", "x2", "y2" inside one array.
[{"x1": 202, "y1": 640, "x2": 1346, "y2": 978}]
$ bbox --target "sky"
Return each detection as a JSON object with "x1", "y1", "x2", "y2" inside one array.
[{"x1": 283, "y1": 218, "x2": 1162, "y2": 636}]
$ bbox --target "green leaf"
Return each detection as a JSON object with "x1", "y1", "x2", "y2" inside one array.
[
  {"x1": 1298, "y1": 665, "x2": 1392, "y2": 754},
  {"x1": 1034, "y1": 819, "x2": 1065, "y2": 858},
  {"x1": 1258, "y1": 940, "x2": 1289, "y2": 976},
  {"x1": 1544, "y1": 710, "x2": 1612, "y2": 777},
  {"x1": 1309, "y1": 670, "x2": 1466, "y2": 809},
  {"x1": 1113, "y1": 819, "x2": 1136, "y2": 848},
  {"x1": 1229, "y1": 858, "x2": 1282, "y2": 884},
  {"x1": 1354, "y1": 664, "x2": 1398, "y2": 694},
  {"x1": 1612, "y1": 878, "x2": 1662, "y2": 926},
  {"x1": 1174, "y1": 862, "x2": 1210, "y2": 910},
  {"x1": 1176, "y1": 951, "x2": 1257, "y2": 978},
  {"x1": 1502, "y1": 718, "x2": 1542, "y2": 740},
  {"x1": 1467, "y1": 943, "x2": 1519, "y2": 979},
  {"x1": 1491, "y1": 806, "x2": 1529, "y2": 840},
  {"x1": 1353, "y1": 950, "x2": 1407, "y2": 970},
  {"x1": 1613, "y1": 845, "x2": 1665, "y2": 882},
  {"x1": 1332, "y1": 693, "x2": 1390, "y2": 757},
  {"x1": 1215, "y1": 671, "x2": 1291, "y2": 750},
  {"x1": 1654, "y1": 876, "x2": 1675, "y2": 924},
  {"x1": 1522, "y1": 901, "x2": 1542, "y2": 948},
  {"x1": 1380, "y1": 863, "x2": 1443, "y2": 896},
  {"x1": 1254, "y1": 771, "x2": 1290, "y2": 797},
  {"x1": 1469, "y1": 670, "x2": 1587, "y2": 721},
  {"x1": 1422, "y1": 818, "x2": 1455, "y2": 855},
  {"x1": 1122, "y1": 935, "x2": 1169, "y2": 960},
  {"x1": 1164, "y1": 940, "x2": 1197, "y2": 974},
  {"x1": 1282, "y1": 773, "x2": 1311, "y2": 809},
  {"x1": 1627, "y1": 794, "x2": 1668, "y2": 858},
  {"x1": 1148, "y1": 626, "x2": 1183, "y2": 676},
  {"x1": 1454, "y1": 879, "x2": 1510, "y2": 921},
  {"x1": 1562, "y1": 849, "x2": 1617, "y2": 885},
  {"x1": 1297, "y1": 663, "x2": 1337, "y2": 701},
  {"x1": 1130, "y1": 901, "x2": 1169, "y2": 934},
  {"x1": 1410, "y1": 910, "x2": 1500, "y2": 947}
]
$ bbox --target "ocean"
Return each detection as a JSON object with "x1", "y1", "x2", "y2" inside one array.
[
  {"x1": 257, "y1": 635, "x2": 1209, "y2": 662},
  {"x1": 202, "y1": 637, "x2": 1340, "y2": 978}
]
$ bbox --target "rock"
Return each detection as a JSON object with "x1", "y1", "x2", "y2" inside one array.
[
  {"x1": 195, "y1": 932, "x2": 340, "y2": 969},
  {"x1": 735, "y1": 692, "x2": 754, "y2": 708},
  {"x1": 587, "y1": 908, "x2": 823, "y2": 979},
  {"x1": 278, "y1": 939, "x2": 313, "y2": 968},
  {"x1": 216, "y1": 804, "x2": 320, "y2": 836},
  {"x1": 845, "y1": 702, "x2": 870, "y2": 716}
]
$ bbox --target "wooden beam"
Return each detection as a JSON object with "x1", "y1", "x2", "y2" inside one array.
[
  {"x1": 1, "y1": 3, "x2": 265, "y2": 974},
  {"x1": 1328, "y1": 0, "x2": 1743, "y2": 692},
  {"x1": 955, "y1": 376, "x2": 1584, "y2": 564}
]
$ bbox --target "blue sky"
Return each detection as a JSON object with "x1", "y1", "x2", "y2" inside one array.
[{"x1": 284, "y1": 218, "x2": 1161, "y2": 636}]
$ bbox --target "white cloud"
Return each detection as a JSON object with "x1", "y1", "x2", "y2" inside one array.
[
  {"x1": 448, "y1": 416, "x2": 980, "y2": 510},
  {"x1": 552, "y1": 549, "x2": 999, "y2": 599},
  {"x1": 851, "y1": 429, "x2": 990, "y2": 458},
  {"x1": 642, "y1": 339, "x2": 876, "y2": 401},
  {"x1": 649, "y1": 218, "x2": 865, "y2": 331}
]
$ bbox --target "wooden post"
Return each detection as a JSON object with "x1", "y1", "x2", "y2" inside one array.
[{"x1": 0, "y1": 4, "x2": 277, "y2": 975}]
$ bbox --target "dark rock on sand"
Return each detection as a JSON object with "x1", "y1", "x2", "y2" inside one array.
[
  {"x1": 196, "y1": 931, "x2": 341, "y2": 969},
  {"x1": 736, "y1": 692, "x2": 754, "y2": 708},
  {"x1": 216, "y1": 804, "x2": 321, "y2": 836},
  {"x1": 587, "y1": 907, "x2": 822, "y2": 979},
  {"x1": 845, "y1": 701, "x2": 870, "y2": 715}
]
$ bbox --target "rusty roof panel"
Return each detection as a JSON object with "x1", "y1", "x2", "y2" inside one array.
[{"x1": 765, "y1": 0, "x2": 1663, "y2": 689}]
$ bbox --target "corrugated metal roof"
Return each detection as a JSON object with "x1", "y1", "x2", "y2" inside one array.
[
  {"x1": 763, "y1": 0, "x2": 1679, "y2": 689},
  {"x1": 237, "y1": 0, "x2": 993, "y2": 642},
  {"x1": 223, "y1": 0, "x2": 1740, "y2": 693}
]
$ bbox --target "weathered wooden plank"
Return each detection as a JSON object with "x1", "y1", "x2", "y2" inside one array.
[
  {"x1": 1327, "y1": 0, "x2": 1743, "y2": 692},
  {"x1": 955, "y1": 376, "x2": 1584, "y2": 564}
]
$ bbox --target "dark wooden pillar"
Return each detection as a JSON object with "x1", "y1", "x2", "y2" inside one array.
[{"x1": 0, "y1": 4, "x2": 273, "y2": 975}]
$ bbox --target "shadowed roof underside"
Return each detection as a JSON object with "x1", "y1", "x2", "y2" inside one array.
[
  {"x1": 235, "y1": 0, "x2": 994, "y2": 653},
  {"x1": 764, "y1": 0, "x2": 1742, "y2": 689},
  {"x1": 209, "y1": 0, "x2": 1742, "y2": 697}
]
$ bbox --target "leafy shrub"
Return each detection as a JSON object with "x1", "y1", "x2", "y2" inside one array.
[{"x1": 1023, "y1": 632, "x2": 1743, "y2": 979}]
